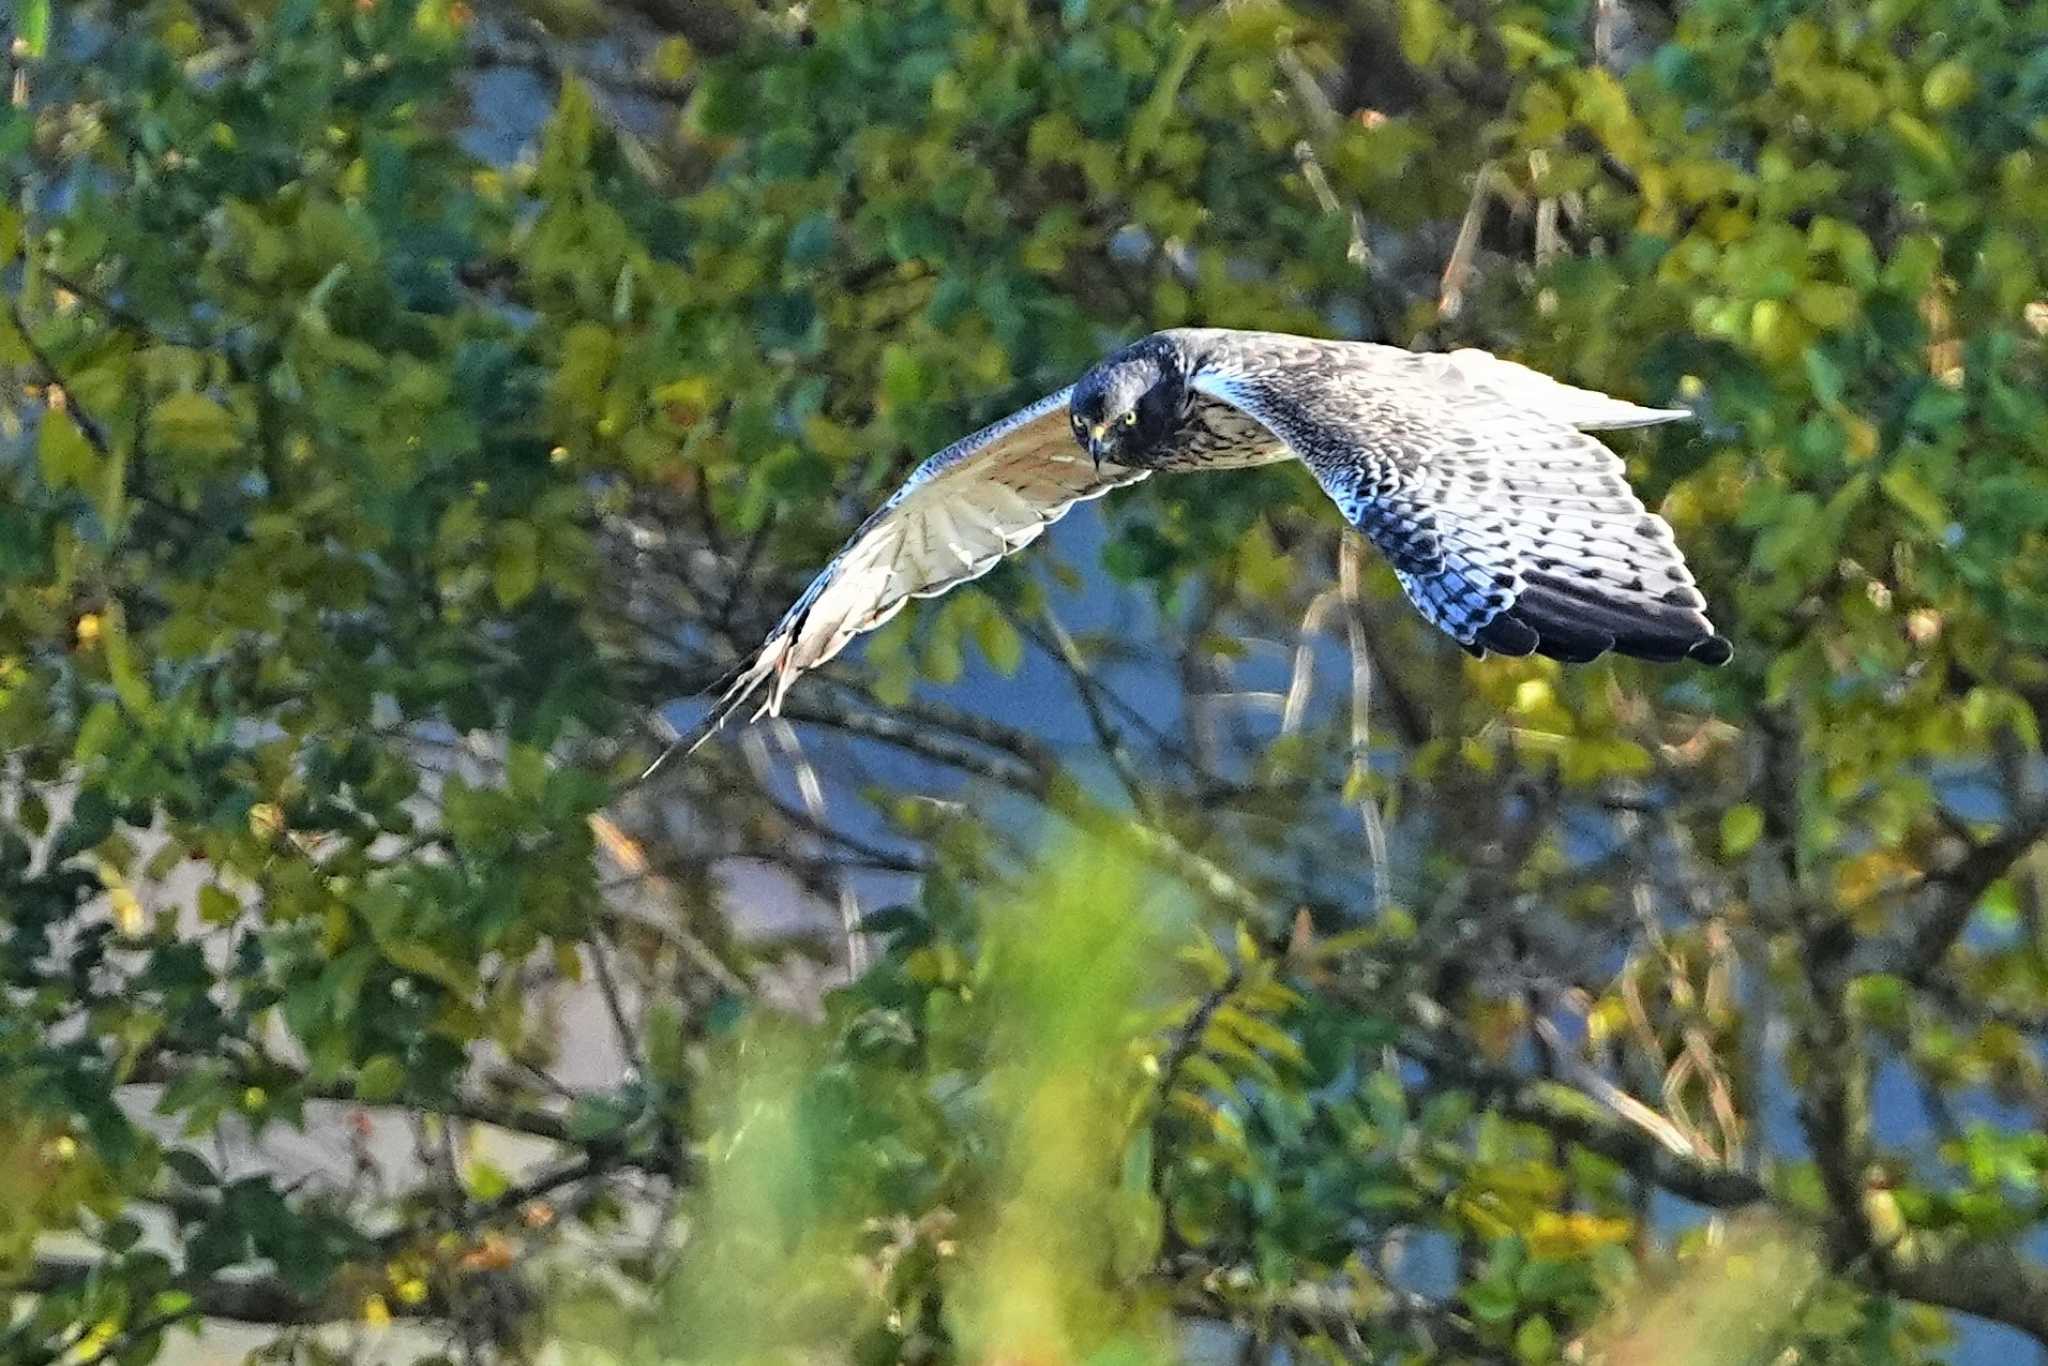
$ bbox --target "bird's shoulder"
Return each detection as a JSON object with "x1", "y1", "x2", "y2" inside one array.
[{"x1": 1149, "y1": 327, "x2": 1405, "y2": 377}]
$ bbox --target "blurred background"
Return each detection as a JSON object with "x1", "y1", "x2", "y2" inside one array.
[{"x1": 2, "y1": 0, "x2": 2047, "y2": 1362}]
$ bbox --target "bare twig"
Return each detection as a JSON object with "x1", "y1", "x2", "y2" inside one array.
[
  {"x1": 1339, "y1": 536, "x2": 1392, "y2": 915},
  {"x1": 1398, "y1": 1003, "x2": 1763, "y2": 1209},
  {"x1": 1034, "y1": 604, "x2": 1163, "y2": 822},
  {"x1": 586, "y1": 925, "x2": 650, "y2": 1081},
  {"x1": 1529, "y1": 1013, "x2": 1707, "y2": 1161},
  {"x1": 1439, "y1": 162, "x2": 1496, "y2": 319}
]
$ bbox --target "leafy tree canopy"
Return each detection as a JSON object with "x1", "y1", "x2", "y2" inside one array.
[{"x1": 2, "y1": 0, "x2": 2048, "y2": 1362}]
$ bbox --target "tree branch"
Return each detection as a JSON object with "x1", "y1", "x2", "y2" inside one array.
[
  {"x1": 126, "y1": 1056, "x2": 576, "y2": 1146},
  {"x1": 12, "y1": 1255, "x2": 438, "y2": 1329},
  {"x1": 1894, "y1": 797, "x2": 2048, "y2": 981},
  {"x1": 1882, "y1": 1243, "x2": 2048, "y2": 1346},
  {"x1": 603, "y1": 0, "x2": 758, "y2": 55},
  {"x1": 465, "y1": 33, "x2": 695, "y2": 104}
]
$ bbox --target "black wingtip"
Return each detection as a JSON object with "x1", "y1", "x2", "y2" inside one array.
[
  {"x1": 1487, "y1": 573, "x2": 1730, "y2": 669},
  {"x1": 1688, "y1": 634, "x2": 1734, "y2": 667},
  {"x1": 1473, "y1": 612, "x2": 1540, "y2": 657}
]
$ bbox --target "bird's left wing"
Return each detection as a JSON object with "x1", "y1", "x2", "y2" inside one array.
[{"x1": 658, "y1": 387, "x2": 1144, "y2": 767}]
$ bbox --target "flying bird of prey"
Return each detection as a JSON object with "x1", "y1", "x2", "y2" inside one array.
[{"x1": 647, "y1": 328, "x2": 1728, "y2": 776}]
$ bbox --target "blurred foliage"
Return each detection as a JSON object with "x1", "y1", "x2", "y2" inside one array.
[
  {"x1": 1, "y1": 0, "x2": 2047, "y2": 1363},
  {"x1": 556, "y1": 837, "x2": 1187, "y2": 1365}
]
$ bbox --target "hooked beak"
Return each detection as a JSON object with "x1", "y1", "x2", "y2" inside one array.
[{"x1": 1084, "y1": 422, "x2": 1112, "y2": 471}]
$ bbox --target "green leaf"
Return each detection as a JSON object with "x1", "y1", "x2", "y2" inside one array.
[
  {"x1": 1792, "y1": 282, "x2": 1858, "y2": 329},
  {"x1": 1721, "y1": 803, "x2": 1764, "y2": 857},
  {"x1": 151, "y1": 1290, "x2": 196, "y2": 1319},
  {"x1": 556, "y1": 322, "x2": 615, "y2": 411},
  {"x1": 1880, "y1": 464, "x2": 1950, "y2": 537},
  {"x1": 973, "y1": 606, "x2": 1024, "y2": 676},
  {"x1": 1884, "y1": 234, "x2": 1943, "y2": 291},
  {"x1": 1886, "y1": 111, "x2": 1952, "y2": 169},
  {"x1": 1850, "y1": 974, "x2": 1909, "y2": 1029},
  {"x1": 493, "y1": 522, "x2": 542, "y2": 608},
  {"x1": 1514, "y1": 1314, "x2": 1556, "y2": 1363},
  {"x1": 568, "y1": 1093, "x2": 638, "y2": 1141},
  {"x1": 74, "y1": 700, "x2": 124, "y2": 764},
  {"x1": 150, "y1": 392, "x2": 241, "y2": 463},
  {"x1": 356, "y1": 1055, "x2": 406, "y2": 1104},
  {"x1": 921, "y1": 617, "x2": 964, "y2": 686},
  {"x1": 163, "y1": 1150, "x2": 218, "y2": 1188},
  {"x1": 39, "y1": 407, "x2": 97, "y2": 490},
  {"x1": 878, "y1": 344, "x2": 925, "y2": 411},
  {"x1": 363, "y1": 897, "x2": 482, "y2": 997},
  {"x1": 465, "y1": 1161, "x2": 510, "y2": 1201},
  {"x1": 18, "y1": 0, "x2": 49, "y2": 58},
  {"x1": 1921, "y1": 60, "x2": 1974, "y2": 113},
  {"x1": 198, "y1": 884, "x2": 240, "y2": 926},
  {"x1": 1125, "y1": 22, "x2": 1208, "y2": 171},
  {"x1": 1465, "y1": 1276, "x2": 1520, "y2": 1324},
  {"x1": 101, "y1": 603, "x2": 154, "y2": 718}
]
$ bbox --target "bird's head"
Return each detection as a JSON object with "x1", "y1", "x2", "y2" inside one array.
[{"x1": 1069, "y1": 337, "x2": 1188, "y2": 471}]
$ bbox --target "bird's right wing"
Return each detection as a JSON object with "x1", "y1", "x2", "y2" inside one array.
[
  {"x1": 1192, "y1": 337, "x2": 1729, "y2": 667},
  {"x1": 657, "y1": 388, "x2": 1145, "y2": 768}
]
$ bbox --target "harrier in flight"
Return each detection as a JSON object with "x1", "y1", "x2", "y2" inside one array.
[{"x1": 648, "y1": 329, "x2": 1729, "y2": 775}]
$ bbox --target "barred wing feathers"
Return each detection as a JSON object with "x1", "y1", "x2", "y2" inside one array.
[
  {"x1": 664, "y1": 388, "x2": 1145, "y2": 766},
  {"x1": 1193, "y1": 337, "x2": 1729, "y2": 667}
]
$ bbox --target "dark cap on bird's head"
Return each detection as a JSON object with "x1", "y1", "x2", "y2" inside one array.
[{"x1": 1069, "y1": 334, "x2": 1190, "y2": 469}]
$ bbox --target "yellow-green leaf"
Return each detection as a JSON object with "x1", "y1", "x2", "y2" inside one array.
[
  {"x1": 974, "y1": 606, "x2": 1023, "y2": 676},
  {"x1": 198, "y1": 885, "x2": 239, "y2": 926},
  {"x1": 356, "y1": 1055, "x2": 405, "y2": 1104},
  {"x1": 150, "y1": 392, "x2": 240, "y2": 462},
  {"x1": 39, "y1": 407, "x2": 97, "y2": 490},
  {"x1": 1880, "y1": 465, "x2": 1949, "y2": 536},
  {"x1": 101, "y1": 603, "x2": 155, "y2": 719},
  {"x1": 1721, "y1": 803, "x2": 1765, "y2": 857},
  {"x1": 1922, "y1": 60, "x2": 1974, "y2": 112},
  {"x1": 1887, "y1": 111, "x2": 1952, "y2": 169}
]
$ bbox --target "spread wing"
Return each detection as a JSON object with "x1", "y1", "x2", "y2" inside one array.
[
  {"x1": 1410, "y1": 347, "x2": 1693, "y2": 431},
  {"x1": 1192, "y1": 337, "x2": 1730, "y2": 666},
  {"x1": 648, "y1": 388, "x2": 1143, "y2": 774}
]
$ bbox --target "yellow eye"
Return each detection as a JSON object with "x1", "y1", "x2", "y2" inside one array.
[{"x1": 1121, "y1": 410, "x2": 1139, "y2": 426}]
